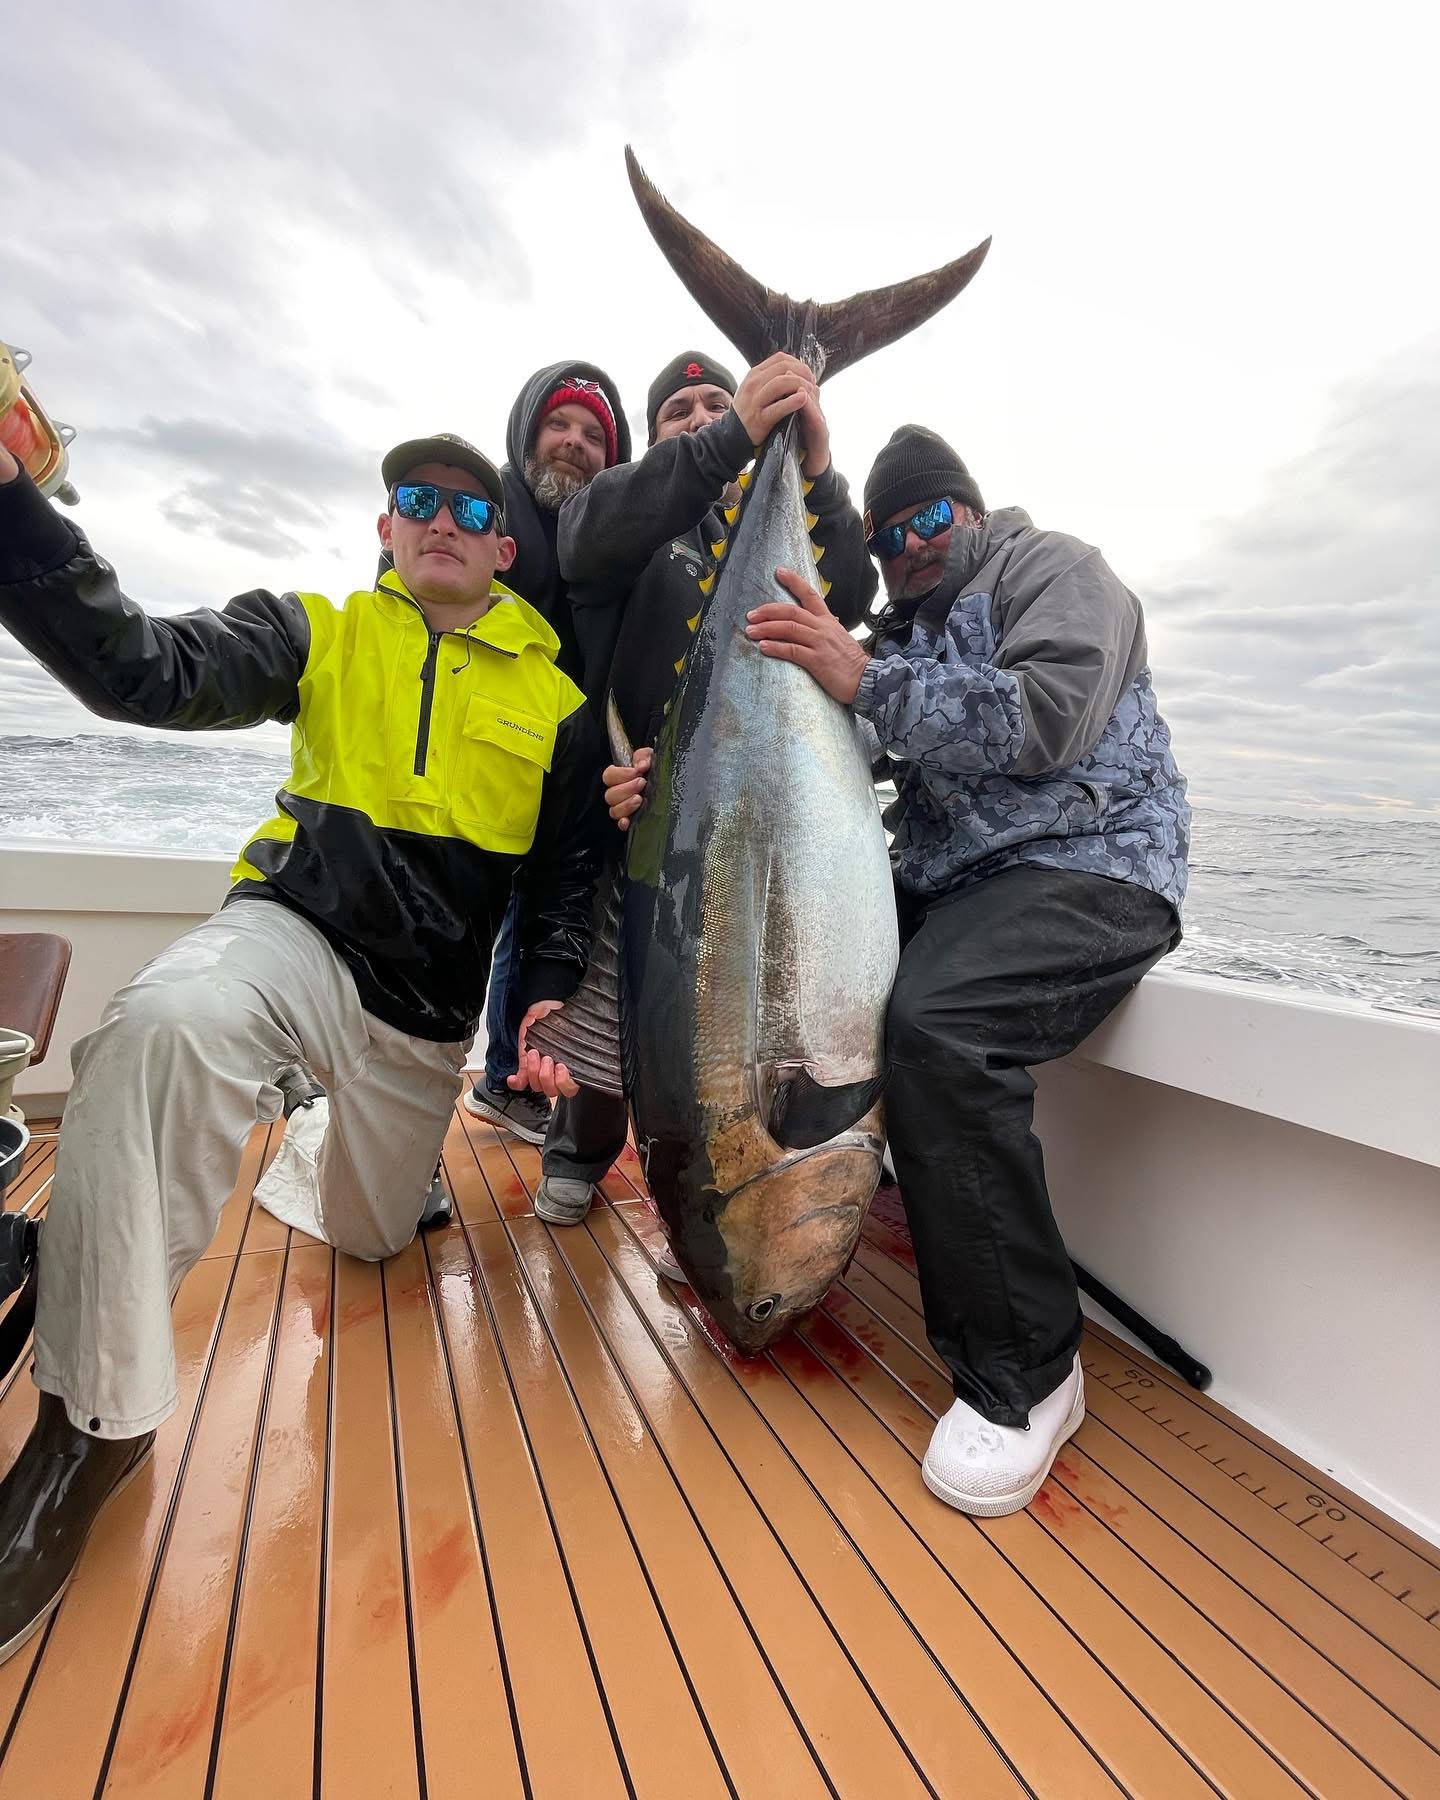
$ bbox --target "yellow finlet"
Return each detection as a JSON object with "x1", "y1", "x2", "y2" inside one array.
[
  {"x1": 723, "y1": 505, "x2": 739, "y2": 525},
  {"x1": 697, "y1": 572, "x2": 716, "y2": 595},
  {"x1": 686, "y1": 609, "x2": 702, "y2": 632},
  {"x1": 804, "y1": 510, "x2": 819, "y2": 530},
  {"x1": 811, "y1": 543, "x2": 826, "y2": 565},
  {"x1": 673, "y1": 656, "x2": 686, "y2": 674},
  {"x1": 821, "y1": 576, "x2": 832, "y2": 597},
  {"x1": 737, "y1": 469, "x2": 752, "y2": 490},
  {"x1": 710, "y1": 539, "x2": 727, "y2": 560},
  {"x1": 802, "y1": 478, "x2": 815, "y2": 496}
]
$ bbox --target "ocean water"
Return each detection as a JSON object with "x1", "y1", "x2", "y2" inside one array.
[{"x1": 2, "y1": 732, "x2": 1438, "y2": 1014}]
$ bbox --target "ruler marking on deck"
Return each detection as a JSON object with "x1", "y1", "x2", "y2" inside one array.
[{"x1": 1088, "y1": 1339, "x2": 1440, "y2": 1629}]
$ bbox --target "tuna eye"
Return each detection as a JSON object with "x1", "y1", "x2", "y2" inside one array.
[{"x1": 748, "y1": 1296, "x2": 779, "y2": 1323}]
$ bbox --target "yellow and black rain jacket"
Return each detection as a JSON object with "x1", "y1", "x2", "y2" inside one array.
[{"x1": 0, "y1": 472, "x2": 606, "y2": 1040}]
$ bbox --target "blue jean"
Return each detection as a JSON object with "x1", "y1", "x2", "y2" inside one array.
[{"x1": 482, "y1": 894, "x2": 526, "y2": 1091}]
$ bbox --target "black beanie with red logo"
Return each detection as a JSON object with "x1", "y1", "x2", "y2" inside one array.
[{"x1": 646, "y1": 352, "x2": 738, "y2": 443}]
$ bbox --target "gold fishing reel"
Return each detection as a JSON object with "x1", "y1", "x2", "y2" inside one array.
[{"x1": 0, "y1": 342, "x2": 79, "y2": 505}]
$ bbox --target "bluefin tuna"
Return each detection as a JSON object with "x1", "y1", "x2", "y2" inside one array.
[{"x1": 534, "y1": 150, "x2": 988, "y2": 1351}]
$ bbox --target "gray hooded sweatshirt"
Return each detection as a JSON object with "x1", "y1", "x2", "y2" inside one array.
[{"x1": 854, "y1": 507, "x2": 1189, "y2": 912}]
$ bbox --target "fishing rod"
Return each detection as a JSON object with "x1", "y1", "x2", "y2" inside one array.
[{"x1": 1070, "y1": 1257, "x2": 1212, "y2": 1390}]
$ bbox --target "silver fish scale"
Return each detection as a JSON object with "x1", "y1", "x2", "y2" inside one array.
[{"x1": 685, "y1": 438, "x2": 897, "y2": 1116}]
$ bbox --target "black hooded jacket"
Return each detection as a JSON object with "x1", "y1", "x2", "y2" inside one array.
[
  {"x1": 560, "y1": 409, "x2": 877, "y2": 744},
  {"x1": 502, "y1": 360, "x2": 631, "y2": 681}
]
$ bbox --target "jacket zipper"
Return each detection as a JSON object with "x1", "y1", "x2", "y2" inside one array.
[
  {"x1": 414, "y1": 630, "x2": 441, "y2": 776},
  {"x1": 391, "y1": 590, "x2": 520, "y2": 777}
]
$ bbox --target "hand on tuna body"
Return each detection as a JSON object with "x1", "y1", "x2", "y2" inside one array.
[
  {"x1": 510, "y1": 1001, "x2": 579, "y2": 1100},
  {"x1": 733, "y1": 353, "x2": 830, "y2": 477},
  {"x1": 604, "y1": 748, "x2": 652, "y2": 831},
  {"x1": 746, "y1": 568, "x2": 870, "y2": 703}
]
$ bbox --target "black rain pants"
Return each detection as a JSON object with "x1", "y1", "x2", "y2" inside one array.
[{"x1": 887, "y1": 866, "x2": 1178, "y2": 1426}]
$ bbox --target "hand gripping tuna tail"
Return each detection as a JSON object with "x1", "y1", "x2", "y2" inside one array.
[{"x1": 624, "y1": 146, "x2": 990, "y2": 380}]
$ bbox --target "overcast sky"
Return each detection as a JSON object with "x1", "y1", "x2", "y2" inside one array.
[{"x1": 3, "y1": 0, "x2": 1436, "y2": 817}]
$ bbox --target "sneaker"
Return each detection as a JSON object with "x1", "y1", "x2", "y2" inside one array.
[
  {"x1": 921, "y1": 1355, "x2": 1084, "y2": 1518},
  {"x1": 463, "y1": 1081, "x2": 551, "y2": 1146},
  {"x1": 419, "y1": 1169, "x2": 452, "y2": 1230},
  {"x1": 653, "y1": 1238, "x2": 686, "y2": 1283},
  {"x1": 533, "y1": 1176, "x2": 596, "y2": 1225}
]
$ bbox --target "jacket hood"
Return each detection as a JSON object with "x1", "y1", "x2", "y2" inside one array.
[
  {"x1": 504, "y1": 360, "x2": 632, "y2": 485},
  {"x1": 940, "y1": 505, "x2": 1032, "y2": 591}
]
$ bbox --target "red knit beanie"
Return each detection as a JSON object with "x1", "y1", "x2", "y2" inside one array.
[{"x1": 537, "y1": 377, "x2": 619, "y2": 467}]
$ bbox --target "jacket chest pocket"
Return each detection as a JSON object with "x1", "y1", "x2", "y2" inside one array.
[{"x1": 450, "y1": 695, "x2": 556, "y2": 845}]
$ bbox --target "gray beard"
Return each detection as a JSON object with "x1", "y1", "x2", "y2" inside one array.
[{"x1": 525, "y1": 455, "x2": 588, "y2": 511}]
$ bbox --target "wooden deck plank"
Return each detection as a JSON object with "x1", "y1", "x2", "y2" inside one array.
[
  {"x1": 1054, "y1": 1443, "x2": 1440, "y2": 1798},
  {"x1": 854, "y1": 1219, "x2": 1440, "y2": 1691},
  {"x1": 790, "y1": 1307, "x2": 1306, "y2": 1798},
  {"x1": 209, "y1": 1241, "x2": 332, "y2": 1800},
  {"x1": 0, "y1": 1641, "x2": 41, "y2": 1765},
  {"x1": 318, "y1": 1255, "x2": 422, "y2": 1800},
  {"x1": 452, "y1": 1111, "x2": 537, "y2": 1220},
  {"x1": 1082, "y1": 1324, "x2": 1440, "y2": 1624},
  {"x1": 471, "y1": 1219, "x2": 732, "y2": 1799},
  {"x1": 425, "y1": 1225, "x2": 629, "y2": 1799},
  {"x1": 438, "y1": 1104, "x2": 501, "y2": 1226},
  {"x1": 822, "y1": 1280, "x2": 1437, "y2": 1794},
  {"x1": 588, "y1": 1208, "x2": 1118, "y2": 1798},
  {"x1": 508, "y1": 1216, "x2": 839, "y2": 1800},
  {"x1": 575, "y1": 1208, "x2": 1025, "y2": 1800},
  {"x1": 1080, "y1": 1358, "x2": 1440, "y2": 1685},
  {"x1": 838, "y1": 1246, "x2": 1440, "y2": 1759},
  {"x1": 98, "y1": 1247, "x2": 288, "y2": 1798},
  {"x1": 242, "y1": 1122, "x2": 291, "y2": 1254},
  {"x1": 0, "y1": 1253, "x2": 242, "y2": 1796},
  {"x1": 1085, "y1": 1317, "x2": 1440, "y2": 1581},
  {"x1": 3, "y1": 1099, "x2": 1437, "y2": 1796},
  {"x1": 384, "y1": 1233, "x2": 528, "y2": 1800},
  {"x1": 635, "y1": 1227, "x2": 1127, "y2": 1796},
  {"x1": 0, "y1": 1134, "x2": 55, "y2": 1216},
  {"x1": 1081, "y1": 1383, "x2": 1440, "y2": 1750},
  {"x1": 204, "y1": 1124, "x2": 276, "y2": 1262}
]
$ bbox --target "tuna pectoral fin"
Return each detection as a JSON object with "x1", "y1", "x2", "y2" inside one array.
[
  {"x1": 525, "y1": 869, "x2": 626, "y2": 1098},
  {"x1": 625, "y1": 146, "x2": 989, "y2": 380},
  {"x1": 767, "y1": 1069, "x2": 888, "y2": 1152}
]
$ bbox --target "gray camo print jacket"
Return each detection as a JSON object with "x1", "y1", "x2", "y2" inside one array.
[{"x1": 853, "y1": 507, "x2": 1190, "y2": 913}]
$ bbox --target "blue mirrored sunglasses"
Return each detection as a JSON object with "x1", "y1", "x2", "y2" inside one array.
[
  {"x1": 392, "y1": 482, "x2": 500, "y2": 535},
  {"x1": 866, "y1": 497, "x2": 954, "y2": 561}
]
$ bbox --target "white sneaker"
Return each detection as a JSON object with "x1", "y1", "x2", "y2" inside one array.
[
  {"x1": 534, "y1": 1176, "x2": 596, "y2": 1226},
  {"x1": 922, "y1": 1355, "x2": 1084, "y2": 1518}
]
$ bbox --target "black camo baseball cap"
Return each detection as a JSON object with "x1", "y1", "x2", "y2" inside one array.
[{"x1": 381, "y1": 433, "x2": 506, "y2": 524}]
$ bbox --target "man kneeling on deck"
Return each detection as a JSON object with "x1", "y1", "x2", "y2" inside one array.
[{"x1": 0, "y1": 432, "x2": 603, "y2": 1661}]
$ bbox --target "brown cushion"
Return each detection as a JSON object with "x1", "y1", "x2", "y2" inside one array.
[{"x1": 0, "y1": 933, "x2": 73, "y2": 1062}]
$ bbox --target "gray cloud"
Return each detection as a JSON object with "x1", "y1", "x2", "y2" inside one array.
[
  {"x1": 89, "y1": 417, "x2": 375, "y2": 555},
  {"x1": 1143, "y1": 334, "x2": 1440, "y2": 813}
]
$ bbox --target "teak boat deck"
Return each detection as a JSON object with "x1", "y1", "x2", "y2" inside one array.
[{"x1": 1, "y1": 1106, "x2": 1437, "y2": 1798}]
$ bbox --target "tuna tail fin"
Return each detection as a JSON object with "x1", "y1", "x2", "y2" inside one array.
[{"x1": 625, "y1": 146, "x2": 990, "y2": 381}]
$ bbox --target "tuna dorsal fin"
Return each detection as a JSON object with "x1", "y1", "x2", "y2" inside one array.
[{"x1": 625, "y1": 146, "x2": 990, "y2": 382}]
